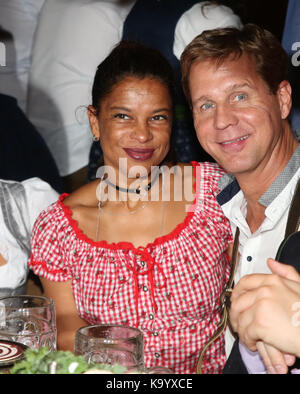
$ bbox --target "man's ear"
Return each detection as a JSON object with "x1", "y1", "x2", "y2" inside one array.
[
  {"x1": 276, "y1": 80, "x2": 292, "y2": 120},
  {"x1": 88, "y1": 105, "x2": 100, "y2": 140}
]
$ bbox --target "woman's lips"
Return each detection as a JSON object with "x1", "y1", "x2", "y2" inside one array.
[{"x1": 123, "y1": 148, "x2": 155, "y2": 161}]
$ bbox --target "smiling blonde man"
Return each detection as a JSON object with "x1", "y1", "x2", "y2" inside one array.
[{"x1": 181, "y1": 24, "x2": 300, "y2": 374}]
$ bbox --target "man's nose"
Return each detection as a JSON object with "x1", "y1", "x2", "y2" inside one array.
[{"x1": 214, "y1": 104, "x2": 238, "y2": 130}]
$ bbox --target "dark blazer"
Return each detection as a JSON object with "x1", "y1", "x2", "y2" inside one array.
[{"x1": 0, "y1": 94, "x2": 62, "y2": 193}]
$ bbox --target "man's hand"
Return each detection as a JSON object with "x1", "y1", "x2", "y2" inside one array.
[{"x1": 230, "y1": 259, "x2": 300, "y2": 373}]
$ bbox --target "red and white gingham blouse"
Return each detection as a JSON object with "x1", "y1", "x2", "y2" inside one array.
[{"x1": 28, "y1": 162, "x2": 232, "y2": 374}]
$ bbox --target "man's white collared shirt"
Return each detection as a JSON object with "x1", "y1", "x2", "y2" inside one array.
[{"x1": 217, "y1": 144, "x2": 300, "y2": 356}]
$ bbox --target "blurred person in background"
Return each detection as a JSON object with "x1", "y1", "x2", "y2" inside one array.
[
  {"x1": 27, "y1": 0, "x2": 135, "y2": 193},
  {"x1": 282, "y1": 0, "x2": 300, "y2": 141},
  {"x1": 0, "y1": 0, "x2": 45, "y2": 112},
  {"x1": 0, "y1": 93, "x2": 62, "y2": 193},
  {"x1": 0, "y1": 177, "x2": 58, "y2": 297}
]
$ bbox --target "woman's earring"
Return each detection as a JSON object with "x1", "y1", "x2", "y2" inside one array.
[{"x1": 93, "y1": 135, "x2": 100, "y2": 142}]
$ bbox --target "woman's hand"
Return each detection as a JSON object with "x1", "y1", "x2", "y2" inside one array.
[{"x1": 230, "y1": 259, "x2": 300, "y2": 373}]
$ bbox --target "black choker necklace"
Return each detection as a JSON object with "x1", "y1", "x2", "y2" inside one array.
[{"x1": 103, "y1": 168, "x2": 160, "y2": 194}]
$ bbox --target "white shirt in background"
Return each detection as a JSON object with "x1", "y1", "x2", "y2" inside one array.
[
  {"x1": 27, "y1": 0, "x2": 135, "y2": 177},
  {"x1": 0, "y1": 178, "x2": 58, "y2": 294},
  {"x1": 0, "y1": 0, "x2": 45, "y2": 112}
]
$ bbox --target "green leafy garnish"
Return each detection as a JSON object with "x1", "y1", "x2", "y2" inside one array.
[
  {"x1": 9, "y1": 347, "x2": 129, "y2": 374},
  {"x1": 10, "y1": 347, "x2": 90, "y2": 374}
]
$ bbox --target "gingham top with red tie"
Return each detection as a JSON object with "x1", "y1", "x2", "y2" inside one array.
[{"x1": 28, "y1": 162, "x2": 232, "y2": 374}]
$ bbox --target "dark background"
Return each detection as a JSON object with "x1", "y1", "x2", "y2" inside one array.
[{"x1": 223, "y1": 0, "x2": 289, "y2": 40}]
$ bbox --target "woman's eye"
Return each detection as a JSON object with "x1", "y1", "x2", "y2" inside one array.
[
  {"x1": 151, "y1": 115, "x2": 167, "y2": 121},
  {"x1": 114, "y1": 113, "x2": 130, "y2": 119}
]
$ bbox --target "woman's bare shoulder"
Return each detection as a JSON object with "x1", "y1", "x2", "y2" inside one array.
[{"x1": 63, "y1": 180, "x2": 99, "y2": 210}]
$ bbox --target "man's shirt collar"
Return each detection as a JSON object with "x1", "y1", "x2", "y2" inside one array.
[{"x1": 217, "y1": 143, "x2": 300, "y2": 207}]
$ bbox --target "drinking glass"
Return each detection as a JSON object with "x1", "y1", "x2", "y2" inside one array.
[
  {"x1": 74, "y1": 324, "x2": 144, "y2": 371},
  {"x1": 0, "y1": 295, "x2": 57, "y2": 351}
]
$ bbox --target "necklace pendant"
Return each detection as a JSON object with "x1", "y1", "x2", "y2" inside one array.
[{"x1": 139, "y1": 188, "x2": 148, "y2": 199}]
